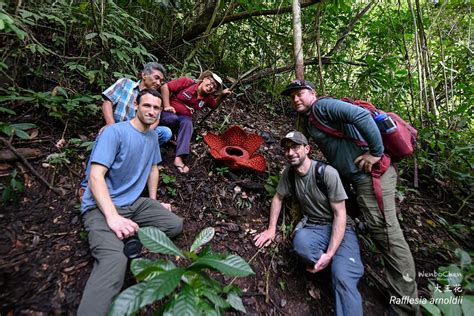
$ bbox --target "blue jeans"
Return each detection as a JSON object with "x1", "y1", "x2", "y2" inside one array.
[
  {"x1": 293, "y1": 224, "x2": 364, "y2": 316},
  {"x1": 155, "y1": 126, "x2": 172, "y2": 145}
]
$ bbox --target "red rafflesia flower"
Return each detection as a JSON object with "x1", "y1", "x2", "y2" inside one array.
[{"x1": 203, "y1": 126, "x2": 266, "y2": 172}]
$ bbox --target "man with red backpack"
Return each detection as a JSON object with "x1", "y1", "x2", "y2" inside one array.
[{"x1": 281, "y1": 79, "x2": 418, "y2": 315}]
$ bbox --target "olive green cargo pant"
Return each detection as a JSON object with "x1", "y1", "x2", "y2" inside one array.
[
  {"x1": 355, "y1": 166, "x2": 419, "y2": 315},
  {"x1": 77, "y1": 197, "x2": 183, "y2": 316}
]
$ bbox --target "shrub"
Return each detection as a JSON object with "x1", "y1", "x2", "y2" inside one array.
[{"x1": 110, "y1": 227, "x2": 254, "y2": 315}]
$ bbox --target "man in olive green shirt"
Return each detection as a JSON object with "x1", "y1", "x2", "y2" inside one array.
[{"x1": 254, "y1": 131, "x2": 363, "y2": 316}]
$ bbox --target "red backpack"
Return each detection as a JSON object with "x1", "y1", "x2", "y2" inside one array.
[
  {"x1": 308, "y1": 97, "x2": 417, "y2": 223},
  {"x1": 309, "y1": 98, "x2": 417, "y2": 162}
]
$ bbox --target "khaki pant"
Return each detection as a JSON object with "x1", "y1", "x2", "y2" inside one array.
[
  {"x1": 77, "y1": 197, "x2": 183, "y2": 316},
  {"x1": 356, "y1": 166, "x2": 419, "y2": 315}
]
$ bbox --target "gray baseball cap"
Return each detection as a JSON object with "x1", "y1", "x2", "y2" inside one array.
[{"x1": 280, "y1": 131, "x2": 308, "y2": 147}]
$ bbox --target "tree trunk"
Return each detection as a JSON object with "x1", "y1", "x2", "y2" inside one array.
[
  {"x1": 315, "y1": 2, "x2": 325, "y2": 95},
  {"x1": 292, "y1": 0, "x2": 305, "y2": 131},
  {"x1": 415, "y1": 0, "x2": 439, "y2": 118},
  {"x1": 293, "y1": 0, "x2": 304, "y2": 80},
  {"x1": 407, "y1": 0, "x2": 426, "y2": 124}
]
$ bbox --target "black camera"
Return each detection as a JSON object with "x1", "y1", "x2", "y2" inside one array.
[{"x1": 123, "y1": 237, "x2": 142, "y2": 259}]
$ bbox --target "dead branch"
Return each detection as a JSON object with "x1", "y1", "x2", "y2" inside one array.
[
  {"x1": 175, "y1": 0, "x2": 322, "y2": 45},
  {"x1": 0, "y1": 137, "x2": 63, "y2": 197},
  {"x1": 241, "y1": 57, "x2": 366, "y2": 83},
  {"x1": 0, "y1": 148, "x2": 42, "y2": 162}
]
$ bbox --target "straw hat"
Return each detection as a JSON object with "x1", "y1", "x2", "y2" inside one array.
[{"x1": 198, "y1": 70, "x2": 223, "y2": 94}]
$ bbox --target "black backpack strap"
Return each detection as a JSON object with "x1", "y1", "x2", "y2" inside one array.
[
  {"x1": 289, "y1": 161, "x2": 328, "y2": 199},
  {"x1": 314, "y1": 160, "x2": 328, "y2": 198},
  {"x1": 289, "y1": 166, "x2": 296, "y2": 196}
]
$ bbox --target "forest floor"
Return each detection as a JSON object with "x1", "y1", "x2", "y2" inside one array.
[{"x1": 0, "y1": 92, "x2": 472, "y2": 315}]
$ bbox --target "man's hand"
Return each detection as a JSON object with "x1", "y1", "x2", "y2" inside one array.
[
  {"x1": 254, "y1": 229, "x2": 275, "y2": 248},
  {"x1": 164, "y1": 106, "x2": 176, "y2": 113},
  {"x1": 222, "y1": 88, "x2": 232, "y2": 95},
  {"x1": 307, "y1": 253, "x2": 333, "y2": 273},
  {"x1": 161, "y1": 202, "x2": 172, "y2": 212},
  {"x1": 106, "y1": 214, "x2": 139, "y2": 240},
  {"x1": 354, "y1": 152, "x2": 381, "y2": 173}
]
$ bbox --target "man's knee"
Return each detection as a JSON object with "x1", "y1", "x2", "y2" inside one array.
[
  {"x1": 161, "y1": 113, "x2": 179, "y2": 127},
  {"x1": 166, "y1": 216, "x2": 183, "y2": 238},
  {"x1": 156, "y1": 126, "x2": 172, "y2": 145},
  {"x1": 79, "y1": 250, "x2": 128, "y2": 316},
  {"x1": 180, "y1": 117, "x2": 193, "y2": 129},
  {"x1": 293, "y1": 230, "x2": 319, "y2": 264},
  {"x1": 332, "y1": 259, "x2": 364, "y2": 286}
]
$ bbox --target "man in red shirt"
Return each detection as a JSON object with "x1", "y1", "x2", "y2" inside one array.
[{"x1": 160, "y1": 70, "x2": 231, "y2": 173}]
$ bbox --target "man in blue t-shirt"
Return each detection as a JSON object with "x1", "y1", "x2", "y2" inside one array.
[{"x1": 78, "y1": 89, "x2": 183, "y2": 316}]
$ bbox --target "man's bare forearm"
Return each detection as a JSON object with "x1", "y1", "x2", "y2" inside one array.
[
  {"x1": 147, "y1": 165, "x2": 159, "y2": 200},
  {"x1": 101, "y1": 100, "x2": 115, "y2": 125},
  {"x1": 326, "y1": 200, "x2": 347, "y2": 257}
]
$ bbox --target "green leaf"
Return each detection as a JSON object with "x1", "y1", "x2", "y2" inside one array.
[
  {"x1": 7, "y1": 22, "x2": 27, "y2": 40},
  {"x1": 204, "y1": 291, "x2": 230, "y2": 309},
  {"x1": 53, "y1": 87, "x2": 68, "y2": 98},
  {"x1": 138, "y1": 227, "x2": 184, "y2": 257},
  {"x1": 454, "y1": 248, "x2": 472, "y2": 267},
  {"x1": 131, "y1": 258, "x2": 176, "y2": 281},
  {"x1": 85, "y1": 32, "x2": 98, "y2": 40},
  {"x1": 438, "y1": 265, "x2": 463, "y2": 286},
  {"x1": 226, "y1": 292, "x2": 246, "y2": 313},
  {"x1": 11, "y1": 123, "x2": 36, "y2": 130},
  {"x1": 109, "y1": 268, "x2": 184, "y2": 315},
  {"x1": 192, "y1": 254, "x2": 254, "y2": 277},
  {"x1": 421, "y1": 300, "x2": 441, "y2": 316},
  {"x1": 190, "y1": 227, "x2": 215, "y2": 252},
  {"x1": 0, "y1": 123, "x2": 13, "y2": 136},
  {"x1": 0, "y1": 107, "x2": 16, "y2": 115},
  {"x1": 432, "y1": 289, "x2": 462, "y2": 316},
  {"x1": 14, "y1": 129, "x2": 30, "y2": 139},
  {"x1": 462, "y1": 295, "x2": 474, "y2": 316},
  {"x1": 165, "y1": 285, "x2": 198, "y2": 316}
]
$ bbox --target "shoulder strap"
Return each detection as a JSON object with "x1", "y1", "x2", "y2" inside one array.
[
  {"x1": 314, "y1": 160, "x2": 328, "y2": 198},
  {"x1": 309, "y1": 101, "x2": 368, "y2": 147},
  {"x1": 289, "y1": 166, "x2": 296, "y2": 196},
  {"x1": 289, "y1": 161, "x2": 328, "y2": 198},
  {"x1": 340, "y1": 97, "x2": 378, "y2": 113}
]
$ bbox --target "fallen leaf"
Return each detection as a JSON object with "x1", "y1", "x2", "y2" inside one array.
[
  {"x1": 32, "y1": 235, "x2": 40, "y2": 247},
  {"x1": 29, "y1": 129, "x2": 39, "y2": 139},
  {"x1": 55, "y1": 138, "x2": 66, "y2": 149},
  {"x1": 308, "y1": 284, "x2": 321, "y2": 300}
]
